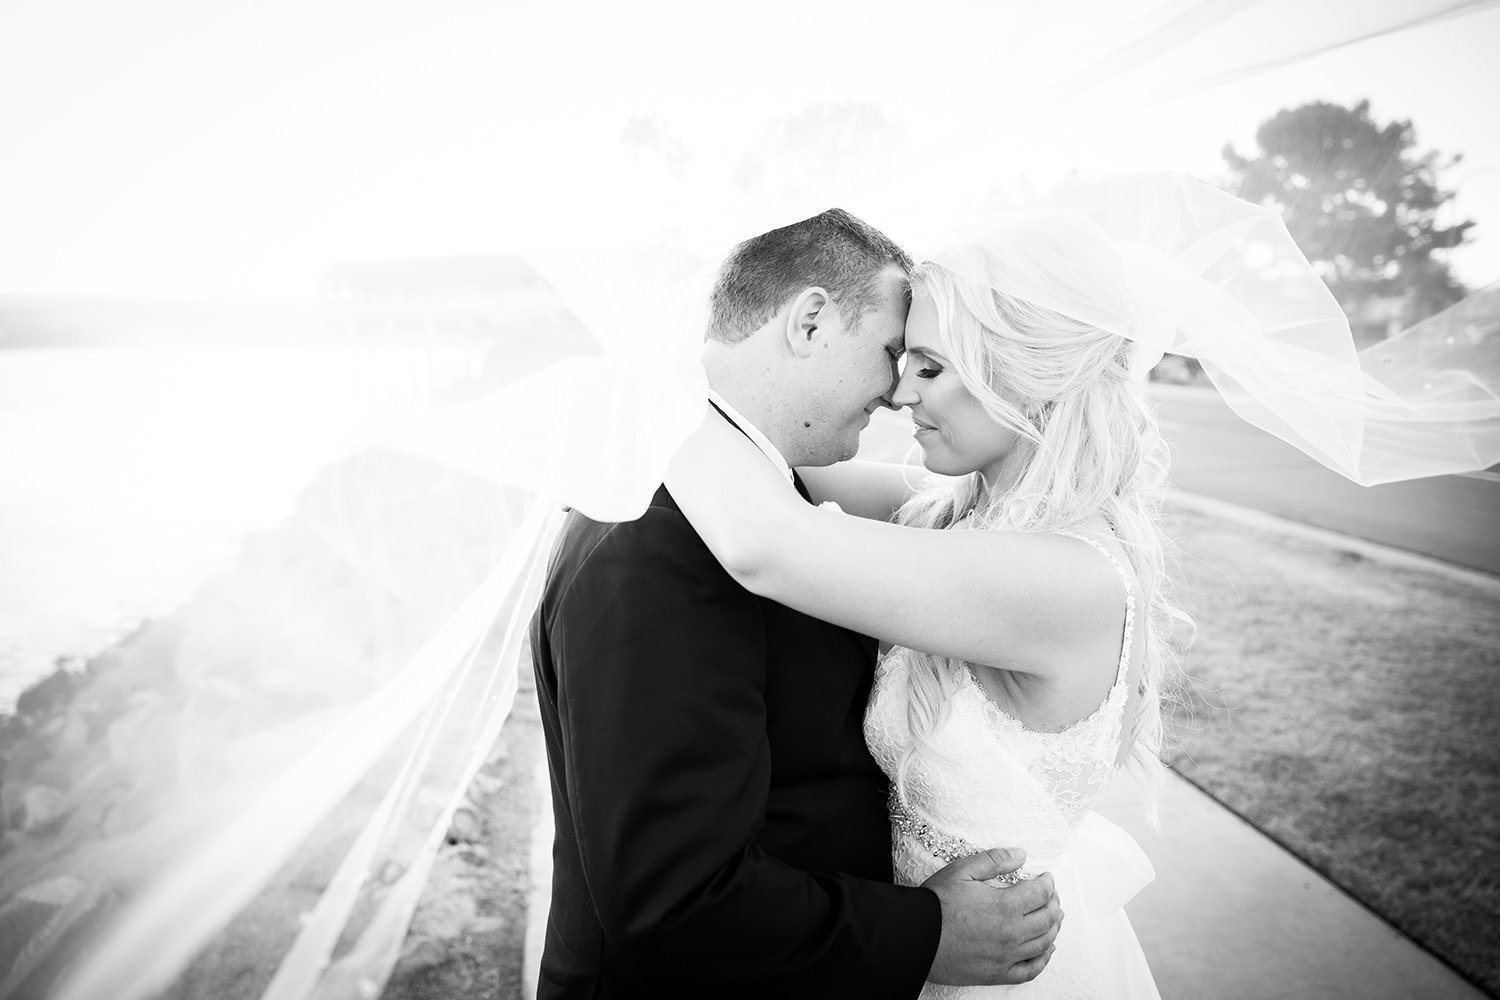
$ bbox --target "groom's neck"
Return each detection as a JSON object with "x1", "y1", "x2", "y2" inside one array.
[{"x1": 703, "y1": 355, "x2": 804, "y2": 467}]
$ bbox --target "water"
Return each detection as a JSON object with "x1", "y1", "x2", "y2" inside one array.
[{"x1": 0, "y1": 345, "x2": 435, "y2": 711}]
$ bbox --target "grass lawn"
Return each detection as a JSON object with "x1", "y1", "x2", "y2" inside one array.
[{"x1": 1163, "y1": 504, "x2": 1500, "y2": 996}]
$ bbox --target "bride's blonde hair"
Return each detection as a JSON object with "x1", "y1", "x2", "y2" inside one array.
[{"x1": 893, "y1": 213, "x2": 1189, "y2": 817}]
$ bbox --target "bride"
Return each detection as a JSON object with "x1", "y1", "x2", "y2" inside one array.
[
  {"x1": 22, "y1": 174, "x2": 1492, "y2": 1000},
  {"x1": 666, "y1": 210, "x2": 1176, "y2": 998}
]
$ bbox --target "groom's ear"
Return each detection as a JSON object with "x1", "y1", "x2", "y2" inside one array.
[{"x1": 784, "y1": 286, "x2": 831, "y2": 359}]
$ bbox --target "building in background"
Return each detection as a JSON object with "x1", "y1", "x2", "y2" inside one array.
[{"x1": 319, "y1": 254, "x2": 598, "y2": 401}]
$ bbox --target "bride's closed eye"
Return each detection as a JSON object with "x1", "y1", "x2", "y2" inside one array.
[{"x1": 905, "y1": 348, "x2": 943, "y2": 379}]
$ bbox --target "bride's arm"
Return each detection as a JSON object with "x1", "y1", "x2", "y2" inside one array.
[
  {"x1": 667, "y1": 409, "x2": 1122, "y2": 676},
  {"x1": 796, "y1": 461, "x2": 928, "y2": 522}
]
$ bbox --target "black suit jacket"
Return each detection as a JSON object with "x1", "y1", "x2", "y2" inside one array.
[{"x1": 530, "y1": 449, "x2": 942, "y2": 998}]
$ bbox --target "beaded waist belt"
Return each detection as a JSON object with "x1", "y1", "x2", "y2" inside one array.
[{"x1": 887, "y1": 789, "x2": 1033, "y2": 884}]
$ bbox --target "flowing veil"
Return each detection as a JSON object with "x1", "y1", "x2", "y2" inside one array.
[{"x1": 4, "y1": 3, "x2": 1499, "y2": 1000}]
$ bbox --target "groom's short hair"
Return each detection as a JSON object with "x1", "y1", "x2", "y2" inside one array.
[{"x1": 706, "y1": 208, "x2": 913, "y2": 344}]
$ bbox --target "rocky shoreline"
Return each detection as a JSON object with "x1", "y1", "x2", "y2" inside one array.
[{"x1": 0, "y1": 449, "x2": 542, "y2": 1000}]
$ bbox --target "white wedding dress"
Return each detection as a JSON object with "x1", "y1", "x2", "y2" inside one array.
[{"x1": 864, "y1": 531, "x2": 1161, "y2": 999}]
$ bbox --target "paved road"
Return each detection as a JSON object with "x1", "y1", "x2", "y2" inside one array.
[
  {"x1": 860, "y1": 391, "x2": 1500, "y2": 577},
  {"x1": 1150, "y1": 386, "x2": 1500, "y2": 577}
]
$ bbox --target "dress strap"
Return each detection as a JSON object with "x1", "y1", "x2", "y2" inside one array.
[{"x1": 1052, "y1": 530, "x2": 1136, "y2": 690}]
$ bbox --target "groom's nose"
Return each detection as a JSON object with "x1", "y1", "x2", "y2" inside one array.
[{"x1": 877, "y1": 365, "x2": 901, "y2": 409}]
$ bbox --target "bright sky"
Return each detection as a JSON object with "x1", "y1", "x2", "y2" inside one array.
[{"x1": 1, "y1": 0, "x2": 1496, "y2": 296}]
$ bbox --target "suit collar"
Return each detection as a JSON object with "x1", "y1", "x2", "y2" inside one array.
[
  {"x1": 706, "y1": 390, "x2": 794, "y2": 484},
  {"x1": 706, "y1": 396, "x2": 811, "y2": 503}
]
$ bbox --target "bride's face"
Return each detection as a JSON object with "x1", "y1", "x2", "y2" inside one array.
[{"x1": 893, "y1": 296, "x2": 1019, "y2": 480}]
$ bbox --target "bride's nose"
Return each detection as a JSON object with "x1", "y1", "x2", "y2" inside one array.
[{"x1": 891, "y1": 365, "x2": 921, "y2": 408}]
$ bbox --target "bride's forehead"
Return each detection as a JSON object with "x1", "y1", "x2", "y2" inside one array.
[{"x1": 903, "y1": 297, "x2": 941, "y2": 342}]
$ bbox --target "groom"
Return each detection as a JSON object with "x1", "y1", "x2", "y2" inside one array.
[{"x1": 531, "y1": 209, "x2": 1061, "y2": 998}]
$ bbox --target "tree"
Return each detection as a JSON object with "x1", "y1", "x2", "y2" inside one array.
[
  {"x1": 732, "y1": 102, "x2": 899, "y2": 199},
  {"x1": 1223, "y1": 100, "x2": 1473, "y2": 331}
]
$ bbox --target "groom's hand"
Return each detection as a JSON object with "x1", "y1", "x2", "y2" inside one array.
[{"x1": 921, "y1": 847, "x2": 1062, "y2": 986}]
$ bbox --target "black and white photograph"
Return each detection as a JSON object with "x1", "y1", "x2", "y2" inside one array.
[{"x1": 1, "y1": 2, "x2": 1497, "y2": 998}]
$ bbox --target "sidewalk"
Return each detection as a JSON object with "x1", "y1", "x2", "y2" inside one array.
[
  {"x1": 1096, "y1": 772, "x2": 1487, "y2": 1000},
  {"x1": 1092, "y1": 489, "x2": 1493, "y2": 999}
]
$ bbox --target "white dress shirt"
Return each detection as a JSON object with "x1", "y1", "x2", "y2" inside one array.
[{"x1": 706, "y1": 390, "x2": 794, "y2": 484}]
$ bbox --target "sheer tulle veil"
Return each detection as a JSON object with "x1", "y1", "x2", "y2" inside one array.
[{"x1": 6, "y1": 4, "x2": 1500, "y2": 1000}]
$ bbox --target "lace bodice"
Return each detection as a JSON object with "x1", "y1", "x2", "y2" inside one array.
[{"x1": 863, "y1": 531, "x2": 1142, "y2": 998}]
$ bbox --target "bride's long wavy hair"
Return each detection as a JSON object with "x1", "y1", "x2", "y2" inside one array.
[{"x1": 892, "y1": 213, "x2": 1189, "y2": 817}]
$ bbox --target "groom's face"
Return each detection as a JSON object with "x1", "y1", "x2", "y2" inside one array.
[{"x1": 801, "y1": 265, "x2": 910, "y2": 464}]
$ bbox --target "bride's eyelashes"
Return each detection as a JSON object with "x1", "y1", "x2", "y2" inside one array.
[{"x1": 905, "y1": 348, "x2": 943, "y2": 379}]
